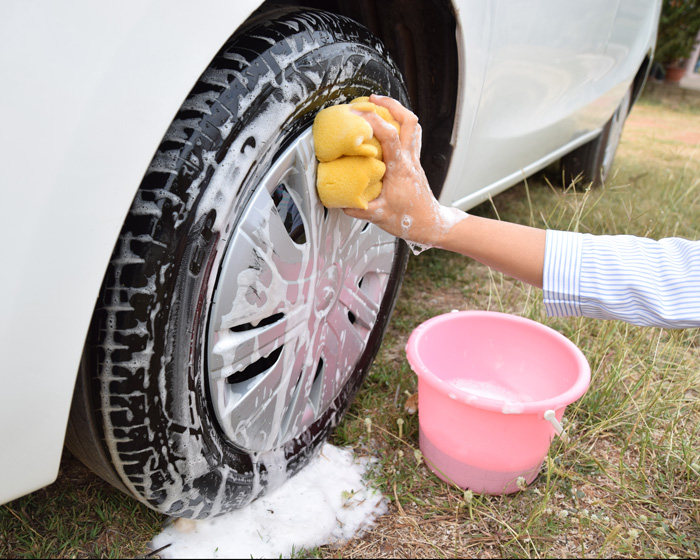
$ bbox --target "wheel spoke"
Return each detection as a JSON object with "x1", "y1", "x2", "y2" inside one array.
[
  {"x1": 212, "y1": 189, "x2": 309, "y2": 333},
  {"x1": 209, "y1": 309, "x2": 306, "y2": 378},
  {"x1": 320, "y1": 208, "x2": 366, "y2": 261},
  {"x1": 217, "y1": 350, "x2": 292, "y2": 450},
  {"x1": 218, "y1": 323, "x2": 318, "y2": 448},
  {"x1": 206, "y1": 128, "x2": 399, "y2": 453},
  {"x1": 338, "y1": 279, "x2": 380, "y2": 329},
  {"x1": 328, "y1": 301, "x2": 366, "y2": 364},
  {"x1": 349, "y1": 233, "x2": 396, "y2": 278},
  {"x1": 277, "y1": 343, "x2": 318, "y2": 444},
  {"x1": 311, "y1": 323, "x2": 342, "y2": 412}
]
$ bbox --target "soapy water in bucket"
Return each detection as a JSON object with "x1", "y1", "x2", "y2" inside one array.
[
  {"x1": 448, "y1": 379, "x2": 535, "y2": 415},
  {"x1": 449, "y1": 379, "x2": 534, "y2": 403},
  {"x1": 406, "y1": 310, "x2": 591, "y2": 494}
]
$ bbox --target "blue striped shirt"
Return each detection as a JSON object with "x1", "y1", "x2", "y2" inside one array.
[{"x1": 543, "y1": 230, "x2": 700, "y2": 328}]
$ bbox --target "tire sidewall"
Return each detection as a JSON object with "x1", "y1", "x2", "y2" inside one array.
[{"x1": 104, "y1": 9, "x2": 409, "y2": 518}]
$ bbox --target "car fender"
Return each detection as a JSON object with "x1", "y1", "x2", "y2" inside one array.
[
  {"x1": 0, "y1": 0, "x2": 262, "y2": 505},
  {"x1": 436, "y1": 0, "x2": 495, "y2": 208}
]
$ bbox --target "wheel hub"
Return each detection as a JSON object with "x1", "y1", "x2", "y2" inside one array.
[
  {"x1": 315, "y1": 264, "x2": 341, "y2": 315},
  {"x1": 205, "y1": 128, "x2": 396, "y2": 453}
]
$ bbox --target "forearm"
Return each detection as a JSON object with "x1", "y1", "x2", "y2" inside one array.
[
  {"x1": 545, "y1": 231, "x2": 700, "y2": 328},
  {"x1": 438, "y1": 214, "x2": 546, "y2": 288},
  {"x1": 345, "y1": 95, "x2": 547, "y2": 287}
]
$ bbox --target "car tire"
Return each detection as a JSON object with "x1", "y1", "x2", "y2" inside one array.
[
  {"x1": 561, "y1": 85, "x2": 633, "y2": 187},
  {"x1": 66, "y1": 7, "x2": 409, "y2": 519}
]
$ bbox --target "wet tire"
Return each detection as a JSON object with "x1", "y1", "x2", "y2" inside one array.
[
  {"x1": 561, "y1": 85, "x2": 632, "y2": 187},
  {"x1": 66, "y1": 7, "x2": 409, "y2": 519}
]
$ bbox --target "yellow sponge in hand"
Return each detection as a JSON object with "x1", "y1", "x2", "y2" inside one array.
[
  {"x1": 349, "y1": 97, "x2": 400, "y2": 131},
  {"x1": 313, "y1": 97, "x2": 400, "y2": 209},
  {"x1": 317, "y1": 156, "x2": 386, "y2": 209},
  {"x1": 312, "y1": 104, "x2": 377, "y2": 162}
]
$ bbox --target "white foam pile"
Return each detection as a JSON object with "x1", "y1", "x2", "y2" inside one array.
[{"x1": 149, "y1": 444, "x2": 387, "y2": 558}]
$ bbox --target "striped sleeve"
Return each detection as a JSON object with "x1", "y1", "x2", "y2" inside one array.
[{"x1": 543, "y1": 230, "x2": 700, "y2": 328}]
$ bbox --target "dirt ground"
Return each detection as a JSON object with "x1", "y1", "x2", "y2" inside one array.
[
  {"x1": 321, "y1": 92, "x2": 700, "y2": 559},
  {"x1": 6, "y1": 89, "x2": 700, "y2": 559},
  {"x1": 623, "y1": 102, "x2": 700, "y2": 145}
]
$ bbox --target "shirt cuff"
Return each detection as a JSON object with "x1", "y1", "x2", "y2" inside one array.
[{"x1": 543, "y1": 230, "x2": 583, "y2": 317}]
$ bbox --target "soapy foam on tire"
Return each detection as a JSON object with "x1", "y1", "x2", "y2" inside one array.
[{"x1": 149, "y1": 444, "x2": 386, "y2": 558}]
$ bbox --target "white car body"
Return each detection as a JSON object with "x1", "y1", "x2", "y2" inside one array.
[{"x1": 0, "y1": 0, "x2": 661, "y2": 505}]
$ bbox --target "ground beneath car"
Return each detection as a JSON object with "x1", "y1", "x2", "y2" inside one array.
[
  {"x1": 3, "y1": 89, "x2": 700, "y2": 559},
  {"x1": 317, "y1": 92, "x2": 700, "y2": 559},
  {"x1": 624, "y1": 102, "x2": 700, "y2": 146}
]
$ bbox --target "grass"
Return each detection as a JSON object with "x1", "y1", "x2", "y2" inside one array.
[
  {"x1": 0, "y1": 458, "x2": 163, "y2": 558},
  {"x1": 2, "y1": 93, "x2": 700, "y2": 558},
  {"x1": 324, "y1": 95, "x2": 700, "y2": 558}
]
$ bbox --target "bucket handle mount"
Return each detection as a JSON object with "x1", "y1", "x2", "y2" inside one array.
[{"x1": 544, "y1": 410, "x2": 569, "y2": 442}]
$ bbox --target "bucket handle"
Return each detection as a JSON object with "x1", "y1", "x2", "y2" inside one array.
[{"x1": 544, "y1": 410, "x2": 568, "y2": 442}]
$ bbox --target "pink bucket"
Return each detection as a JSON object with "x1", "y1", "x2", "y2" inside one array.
[{"x1": 406, "y1": 310, "x2": 590, "y2": 494}]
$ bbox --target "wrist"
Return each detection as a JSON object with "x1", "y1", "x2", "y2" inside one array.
[{"x1": 432, "y1": 206, "x2": 469, "y2": 249}]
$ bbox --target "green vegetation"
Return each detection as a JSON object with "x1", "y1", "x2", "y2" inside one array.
[
  {"x1": 2, "y1": 92, "x2": 700, "y2": 559},
  {"x1": 655, "y1": 0, "x2": 700, "y2": 67},
  {"x1": 326, "y1": 94, "x2": 700, "y2": 558}
]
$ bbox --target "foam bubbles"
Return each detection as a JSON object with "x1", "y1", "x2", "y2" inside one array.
[
  {"x1": 149, "y1": 444, "x2": 387, "y2": 558},
  {"x1": 406, "y1": 241, "x2": 430, "y2": 255},
  {"x1": 449, "y1": 378, "x2": 532, "y2": 404}
]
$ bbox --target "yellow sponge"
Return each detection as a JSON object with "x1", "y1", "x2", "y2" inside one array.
[
  {"x1": 312, "y1": 97, "x2": 400, "y2": 209},
  {"x1": 348, "y1": 97, "x2": 400, "y2": 131},
  {"x1": 312, "y1": 104, "x2": 377, "y2": 162},
  {"x1": 317, "y1": 157, "x2": 385, "y2": 209}
]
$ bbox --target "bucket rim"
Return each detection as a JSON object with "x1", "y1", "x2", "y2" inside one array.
[{"x1": 405, "y1": 310, "x2": 591, "y2": 415}]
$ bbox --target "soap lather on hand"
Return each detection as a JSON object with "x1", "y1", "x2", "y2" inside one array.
[{"x1": 312, "y1": 97, "x2": 400, "y2": 209}]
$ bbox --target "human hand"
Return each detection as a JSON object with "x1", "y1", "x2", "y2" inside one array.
[{"x1": 343, "y1": 95, "x2": 467, "y2": 248}]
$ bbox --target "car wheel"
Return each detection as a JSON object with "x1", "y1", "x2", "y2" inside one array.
[
  {"x1": 561, "y1": 85, "x2": 633, "y2": 187},
  {"x1": 66, "y1": 7, "x2": 409, "y2": 519}
]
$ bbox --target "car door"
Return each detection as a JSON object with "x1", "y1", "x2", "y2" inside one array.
[
  {"x1": 454, "y1": 0, "x2": 620, "y2": 203},
  {"x1": 606, "y1": 0, "x2": 661, "y2": 81}
]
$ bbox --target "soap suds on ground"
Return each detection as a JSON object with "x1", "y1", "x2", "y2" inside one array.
[{"x1": 149, "y1": 444, "x2": 386, "y2": 559}]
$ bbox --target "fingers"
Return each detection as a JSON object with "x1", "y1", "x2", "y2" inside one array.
[
  {"x1": 368, "y1": 95, "x2": 416, "y2": 127},
  {"x1": 354, "y1": 110, "x2": 401, "y2": 164},
  {"x1": 368, "y1": 95, "x2": 421, "y2": 154},
  {"x1": 343, "y1": 207, "x2": 366, "y2": 220},
  {"x1": 356, "y1": 110, "x2": 397, "y2": 144},
  {"x1": 343, "y1": 200, "x2": 383, "y2": 221}
]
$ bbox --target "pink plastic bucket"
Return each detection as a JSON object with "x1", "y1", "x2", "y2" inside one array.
[{"x1": 406, "y1": 310, "x2": 590, "y2": 494}]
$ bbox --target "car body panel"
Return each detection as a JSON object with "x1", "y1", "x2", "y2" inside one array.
[
  {"x1": 442, "y1": 0, "x2": 660, "y2": 209},
  {"x1": 0, "y1": 0, "x2": 661, "y2": 505},
  {"x1": 0, "y1": 0, "x2": 260, "y2": 505}
]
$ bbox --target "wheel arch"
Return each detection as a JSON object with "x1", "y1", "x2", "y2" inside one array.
[
  {"x1": 630, "y1": 51, "x2": 653, "y2": 110},
  {"x1": 67, "y1": 7, "x2": 413, "y2": 518},
  {"x1": 253, "y1": 0, "x2": 460, "y2": 199}
]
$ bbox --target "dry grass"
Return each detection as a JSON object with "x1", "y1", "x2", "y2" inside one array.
[
  {"x1": 2, "y1": 91, "x2": 700, "y2": 559},
  {"x1": 321, "y1": 95, "x2": 700, "y2": 559}
]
